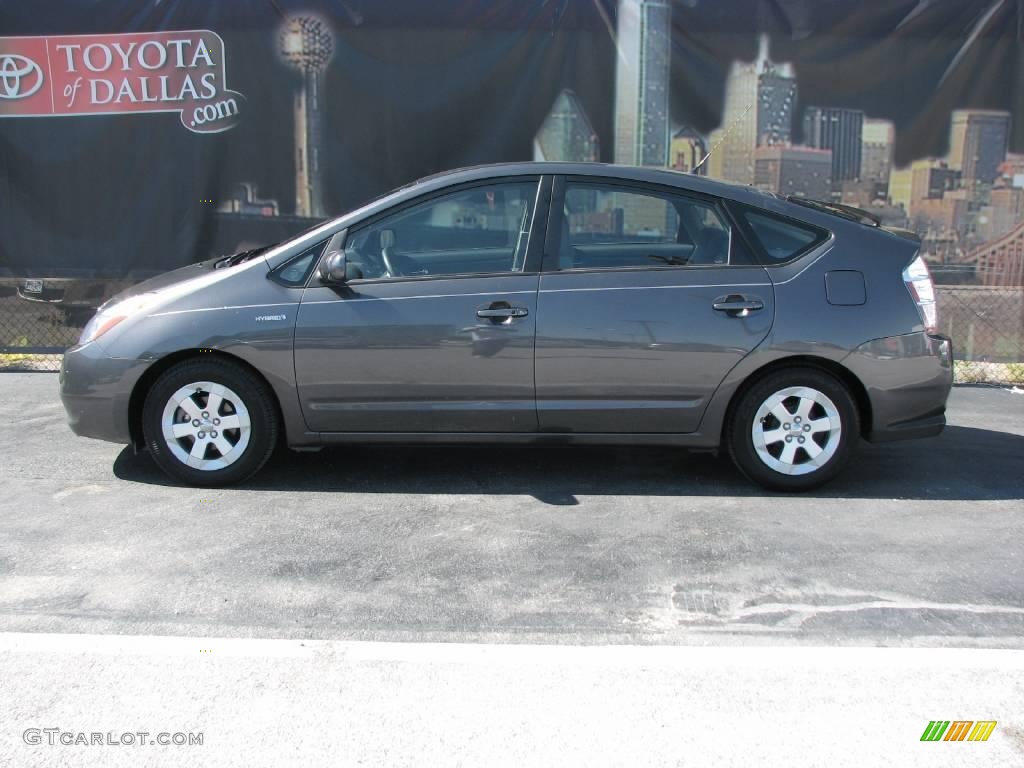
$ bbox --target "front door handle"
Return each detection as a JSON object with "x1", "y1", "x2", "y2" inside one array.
[
  {"x1": 712, "y1": 294, "x2": 764, "y2": 316},
  {"x1": 477, "y1": 305, "x2": 529, "y2": 320}
]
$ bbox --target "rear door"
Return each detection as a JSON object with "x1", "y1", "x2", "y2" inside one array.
[
  {"x1": 534, "y1": 177, "x2": 774, "y2": 433},
  {"x1": 294, "y1": 177, "x2": 548, "y2": 433}
]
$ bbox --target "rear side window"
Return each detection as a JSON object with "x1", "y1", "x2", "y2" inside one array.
[
  {"x1": 552, "y1": 182, "x2": 744, "y2": 270},
  {"x1": 741, "y1": 210, "x2": 827, "y2": 264}
]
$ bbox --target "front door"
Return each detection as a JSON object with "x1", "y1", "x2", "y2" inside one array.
[
  {"x1": 295, "y1": 178, "x2": 546, "y2": 433},
  {"x1": 534, "y1": 178, "x2": 775, "y2": 433}
]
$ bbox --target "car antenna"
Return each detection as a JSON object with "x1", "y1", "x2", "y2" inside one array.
[
  {"x1": 693, "y1": 32, "x2": 777, "y2": 176},
  {"x1": 692, "y1": 100, "x2": 754, "y2": 175}
]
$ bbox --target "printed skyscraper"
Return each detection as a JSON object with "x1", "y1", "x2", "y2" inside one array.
[
  {"x1": 803, "y1": 106, "x2": 864, "y2": 187},
  {"x1": 614, "y1": 0, "x2": 672, "y2": 167},
  {"x1": 670, "y1": 127, "x2": 707, "y2": 174},
  {"x1": 708, "y1": 35, "x2": 796, "y2": 185},
  {"x1": 861, "y1": 118, "x2": 895, "y2": 185},
  {"x1": 948, "y1": 110, "x2": 1011, "y2": 192},
  {"x1": 534, "y1": 89, "x2": 600, "y2": 162}
]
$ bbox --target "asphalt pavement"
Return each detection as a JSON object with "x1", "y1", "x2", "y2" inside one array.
[
  {"x1": 1, "y1": 374, "x2": 1022, "y2": 766},
  {"x1": 0, "y1": 375, "x2": 1021, "y2": 645}
]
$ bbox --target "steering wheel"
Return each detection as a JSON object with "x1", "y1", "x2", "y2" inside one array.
[{"x1": 381, "y1": 245, "x2": 429, "y2": 277}]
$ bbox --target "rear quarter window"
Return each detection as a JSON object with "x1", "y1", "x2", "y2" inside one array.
[{"x1": 740, "y1": 209, "x2": 828, "y2": 264}]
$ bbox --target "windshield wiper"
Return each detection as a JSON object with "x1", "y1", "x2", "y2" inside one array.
[
  {"x1": 787, "y1": 197, "x2": 880, "y2": 227},
  {"x1": 213, "y1": 245, "x2": 273, "y2": 269}
]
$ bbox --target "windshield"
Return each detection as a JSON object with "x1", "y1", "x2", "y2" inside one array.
[{"x1": 260, "y1": 178, "x2": 431, "y2": 262}]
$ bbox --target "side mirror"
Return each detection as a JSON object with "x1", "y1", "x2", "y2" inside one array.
[
  {"x1": 318, "y1": 250, "x2": 348, "y2": 284},
  {"x1": 317, "y1": 230, "x2": 349, "y2": 284}
]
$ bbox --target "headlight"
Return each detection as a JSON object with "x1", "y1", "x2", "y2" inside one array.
[{"x1": 78, "y1": 293, "x2": 158, "y2": 346}]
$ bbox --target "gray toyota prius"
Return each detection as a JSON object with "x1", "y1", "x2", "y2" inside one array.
[{"x1": 60, "y1": 162, "x2": 953, "y2": 490}]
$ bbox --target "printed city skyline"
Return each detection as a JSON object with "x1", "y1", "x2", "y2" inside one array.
[
  {"x1": 532, "y1": 0, "x2": 1019, "y2": 287},
  {"x1": 222, "y1": 3, "x2": 1020, "y2": 288}
]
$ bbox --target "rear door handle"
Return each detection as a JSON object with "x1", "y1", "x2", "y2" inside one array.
[{"x1": 712, "y1": 295, "x2": 764, "y2": 315}]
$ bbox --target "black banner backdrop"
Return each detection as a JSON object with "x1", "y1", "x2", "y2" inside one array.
[{"x1": 0, "y1": 1, "x2": 1022, "y2": 367}]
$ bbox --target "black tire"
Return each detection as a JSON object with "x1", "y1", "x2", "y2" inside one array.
[
  {"x1": 726, "y1": 367, "x2": 860, "y2": 492},
  {"x1": 142, "y1": 357, "x2": 279, "y2": 487}
]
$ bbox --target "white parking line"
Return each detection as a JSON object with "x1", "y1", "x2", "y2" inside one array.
[
  {"x1": 2, "y1": 632, "x2": 1023, "y2": 668},
  {"x1": 3, "y1": 633, "x2": 1022, "y2": 767}
]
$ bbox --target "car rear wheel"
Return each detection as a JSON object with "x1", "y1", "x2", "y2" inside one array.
[
  {"x1": 142, "y1": 358, "x2": 279, "y2": 486},
  {"x1": 727, "y1": 367, "x2": 859, "y2": 492}
]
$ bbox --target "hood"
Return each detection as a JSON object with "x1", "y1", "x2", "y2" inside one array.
[{"x1": 99, "y1": 253, "x2": 269, "y2": 311}]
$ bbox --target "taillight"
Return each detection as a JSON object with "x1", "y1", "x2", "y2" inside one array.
[{"x1": 902, "y1": 255, "x2": 937, "y2": 333}]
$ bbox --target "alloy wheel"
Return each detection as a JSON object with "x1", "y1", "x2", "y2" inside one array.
[
  {"x1": 751, "y1": 386, "x2": 842, "y2": 476},
  {"x1": 160, "y1": 381, "x2": 252, "y2": 471}
]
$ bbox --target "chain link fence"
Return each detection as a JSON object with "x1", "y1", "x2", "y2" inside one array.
[
  {"x1": 3, "y1": 276, "x2": 1023, "y2": 382},
  {"x1": 932, "y1": 277, "x2": 1024, "y2": 384},
  {"x1": 0, "y1": 280, "x2": 83, "y2": 372}
]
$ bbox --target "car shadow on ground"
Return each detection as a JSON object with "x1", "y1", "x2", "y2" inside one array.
[{"x1": 112, "y1": 425, "x2": 1024, "y2": 502}]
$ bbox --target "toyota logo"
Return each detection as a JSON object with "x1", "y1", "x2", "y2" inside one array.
[{"x1": 0, "y1": 54, "x2": 44, "y2": 100}]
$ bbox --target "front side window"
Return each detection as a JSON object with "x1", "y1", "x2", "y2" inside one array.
[
  {"x1": 343, "y1": 180, "x2": 539, "y2": 280},
  {"x1": 555, "y1": 183, "x2": 733, "y2": 270}
]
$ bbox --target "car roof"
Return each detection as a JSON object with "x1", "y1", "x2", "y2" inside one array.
[
  {"x1": 410, "y1": 161, "x2": 868, "y2": 233},
  {"x1": 422, "y1": 161, "x2": 769, "y2": 204}
]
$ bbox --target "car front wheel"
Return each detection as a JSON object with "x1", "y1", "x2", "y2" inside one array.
[
  {"x1": 727, "y1": 367, "x2": 859, "y2": 492},
  {"x1": 142, "y1": 358, "x2": 279, "y2": 486}
]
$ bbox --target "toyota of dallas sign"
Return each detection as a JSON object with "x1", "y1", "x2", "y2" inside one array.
[{"x1": 0, "y1": 30, "x2": 245, "y2": 133}]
